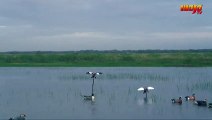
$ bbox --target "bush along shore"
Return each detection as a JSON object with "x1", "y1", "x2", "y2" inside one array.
[{"x1": 0, "y1": 50, "x2": 212, "y2": 67}]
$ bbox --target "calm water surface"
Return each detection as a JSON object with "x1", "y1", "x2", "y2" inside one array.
[{"x1": 0, "y1": 67, "x2": 212, "y2": 119}]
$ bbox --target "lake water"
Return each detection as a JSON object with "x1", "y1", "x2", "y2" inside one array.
[{"x1": 0, "y1": 67, "x2": 212, "y2": 119}]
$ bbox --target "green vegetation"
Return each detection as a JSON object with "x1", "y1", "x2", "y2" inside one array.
[{"x1": 0, "y1": 50, "x2": 212, "y2": 67}]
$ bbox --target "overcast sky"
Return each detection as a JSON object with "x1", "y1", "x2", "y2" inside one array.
[{"x1": 0, "y1": 0, "x2": 212, "y2": 51}]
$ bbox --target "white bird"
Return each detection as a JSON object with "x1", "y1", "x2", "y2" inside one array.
[{"x1": 137, "y1": 86, "x2": 154, "y2": 98}]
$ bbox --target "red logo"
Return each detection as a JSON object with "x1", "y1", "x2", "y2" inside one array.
[{"x1": 180, "y1": 4, "x2": 203, "y2": 14}]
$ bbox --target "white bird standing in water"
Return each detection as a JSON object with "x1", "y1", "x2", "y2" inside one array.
[
  {"x1": 84, "y1": 72, "x2": 103, "y2": 101},
  {"x1": 137, "y1": 86, "x2": 154, "y2": 98}
]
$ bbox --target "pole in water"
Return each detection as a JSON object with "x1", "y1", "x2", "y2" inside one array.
[{"x1": 92, "y1": 78, "x2": 94, "y2": 95}]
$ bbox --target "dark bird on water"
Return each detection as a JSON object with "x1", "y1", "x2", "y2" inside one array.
[
  {"x1": 208, "y1": 103, "x2": 212, "y2": 108},
  {"x1": 194, "y1": 99, "x2": 207, "y2": 106},
  {"x1": 83, "y1": 93, "x2": 95, "y2": 101},
  {"x1": 185, "y1": 93, "x2": 195, "y2": 101},
  {"x1": 171, "y1": 97, "x2": 183, "y2": 104},
  {"x1": 9, "y1": 114, "x2": 26, "y2": 120}
]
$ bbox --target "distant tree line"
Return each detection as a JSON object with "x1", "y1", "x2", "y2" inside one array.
[{"x1": 1, "y1": 49, "x2": 212, "y2": 54}]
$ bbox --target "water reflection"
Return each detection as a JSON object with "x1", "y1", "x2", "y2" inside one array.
[{"x1": 137, "y1": 96, "x2": 156, "y2": 105}]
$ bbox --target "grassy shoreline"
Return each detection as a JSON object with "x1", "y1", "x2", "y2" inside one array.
[{"x1": 0, "y1": 51, "x2": 212, "y2": 67}]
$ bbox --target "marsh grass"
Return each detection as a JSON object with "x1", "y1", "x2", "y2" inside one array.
[
  {"x1": 58, "y1": 72, "x2": 169, "y2": 82},
  {"x1": 191, "y1": 81, "x2": 212, "y2": 91}
]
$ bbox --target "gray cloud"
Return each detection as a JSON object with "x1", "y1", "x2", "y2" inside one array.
[{"x1": 0, "y1": 0, "x2": 212, "y2": 51}]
